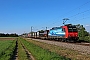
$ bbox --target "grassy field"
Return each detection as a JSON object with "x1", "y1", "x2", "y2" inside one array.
[
  {"x1": 1, "y1": 37, "x2": 90, "y2": 60},
  {"x1": 25, "y1": 38, "x2": 90, "y2": 60},
  {"x1": 0, "y1": 37, "x2": 18, "y2": 40},
  {"x1": 0, "y1": 39, "x2": 16, "y2": 60},
  {"x1": 20, "y1": 38, "x2": 70, "y2": 60},
  {"x1": 18, "y1": 38, "x2": 29, "y2": 60}
]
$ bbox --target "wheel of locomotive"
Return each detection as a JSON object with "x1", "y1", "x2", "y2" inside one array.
[
  {"x1": 64, "y1": 39, "x2": 68, "y2": 42},
  {"x1": 69, "y1": 39, "x2": 75, "y2": 43},
  {"x1": 61, "y1": 38, "x2": 65, "y2": 42},
  {"x1": 61, "y1": 38, "x2": 63, "y2": 42},
  {"x1": 65, "y1": 39, "x2": 69, "y2": 42}
]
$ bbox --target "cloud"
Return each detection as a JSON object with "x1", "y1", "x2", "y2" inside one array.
[
  {"x1": 85, "y1": 25, "x2": 90, "y2": 32},
  {"x1": 85, "y1": 25, "x2": 90, "y2": 27}
]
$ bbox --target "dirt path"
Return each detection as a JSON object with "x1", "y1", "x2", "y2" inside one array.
[
  {"x1": 20, "y1": 42, "x2": 35, "y2": 60},
  {"x1": 12, "y1": 39, "x2": 35, "y2": 60},
  {"x1": 11, "y1": 40, "x2": 18, "y2": 60}
]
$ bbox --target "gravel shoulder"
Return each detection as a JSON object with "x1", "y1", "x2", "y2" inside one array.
[{"x1": 29, "y1": 38, "x2": 90, "y2": 55}]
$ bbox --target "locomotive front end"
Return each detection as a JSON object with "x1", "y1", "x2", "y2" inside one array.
[{"x1": 67, "y1": 24, "x2": 78, "y2": 40}]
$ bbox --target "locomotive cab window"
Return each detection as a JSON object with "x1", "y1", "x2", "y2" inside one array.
[
  {"x1": 73, "y1": 28, "x2": 77, "y2": 32},
  {"x1": 68, "y1": 26, "x2": 77, "y2": 32},
  {"x1": 68, "y1": 28, "x2": 72, "y2": 32}
]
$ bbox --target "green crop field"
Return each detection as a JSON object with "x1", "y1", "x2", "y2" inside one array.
[
  {"x1": 0, "y1": 39, "x2": 16, "y2": 60},
  {"x1": 18, "y1": 38, "x2": 29, "y2": 60}
]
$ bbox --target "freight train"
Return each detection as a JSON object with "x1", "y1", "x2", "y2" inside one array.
[{"x1": 28, "y1": 24, "x2": 79, "y2": 42}]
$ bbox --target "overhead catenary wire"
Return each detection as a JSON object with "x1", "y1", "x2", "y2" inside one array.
[
  {"x1": 34, "y1": 1, "x2": 90, "y2": 31},
  {"x1": 68, "y1": 9, "x2": 90, "y2": 18},
  {"x1": 52, "y1": 0, "x2": 90, "y2": 25},
  {"x1": 63, "y1": 1, "x2": 90, "y2": 18}
]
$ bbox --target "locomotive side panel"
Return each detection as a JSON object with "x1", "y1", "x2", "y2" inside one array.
[{"x1": 48, "y1": 27, "x2": 66, "y2": 39}]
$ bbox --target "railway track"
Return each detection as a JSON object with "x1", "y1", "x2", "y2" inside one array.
[
  {"x1": 75, "y1": 42, "x2": 90, "y2": 46},
  {"x1": 29, "y1": 38, "x2": 90, "y2": 46}
]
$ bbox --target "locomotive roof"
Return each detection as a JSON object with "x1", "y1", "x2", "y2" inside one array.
[
  {"x1": 64, "y1": 24, "x2": 76, "y2": 27},
  {"x1": 51, "y1": 27, "x2": 62, "y2": 30}
]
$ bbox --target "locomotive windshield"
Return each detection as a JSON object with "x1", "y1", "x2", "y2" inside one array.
[{"x1": 68, "y1": 26, "x2": 77, "y2": 32}]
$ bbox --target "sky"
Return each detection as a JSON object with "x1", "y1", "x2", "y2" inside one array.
[{"x1": 0, "y1": 0, "x2": 90, "y2": 34}]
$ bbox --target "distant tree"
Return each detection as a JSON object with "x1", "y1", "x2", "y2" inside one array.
[
  {"x1": 76, "y1": 24, "x2": 90, "y2": 42},
  {"x1": 0, "y1": 33, "x2": 18, "y2": 37},
  {"x1": 6, "y1": 33, "x2": 9, "y2": 37},
  {"x1": 38, "y1": 30, "x2": 44, "y2": 33},
  {"x1": 0, "y1": 33, "x2": 5, "y2": 37}
]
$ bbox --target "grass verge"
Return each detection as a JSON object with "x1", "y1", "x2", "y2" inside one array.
[
  {"x1": 18, "y1": 38, "x2": 28, "y2": 60},
  {"x1": 0, "y1": 40, "x2": 16, "y2": 60},
  {"x1": 21, "y1": 38, "x2": 70, "y2": 60},
  {"x1": 26, "y1": 38, "x2": 90, "y2": 60}
]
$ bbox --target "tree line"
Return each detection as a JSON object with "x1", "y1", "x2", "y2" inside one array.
[
  {"x1": 76, "y1": 24, "x2": 90, "y2": 42},
  {"x1": 0, "y1": 33, "x2": 18, "y2": 37}
]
